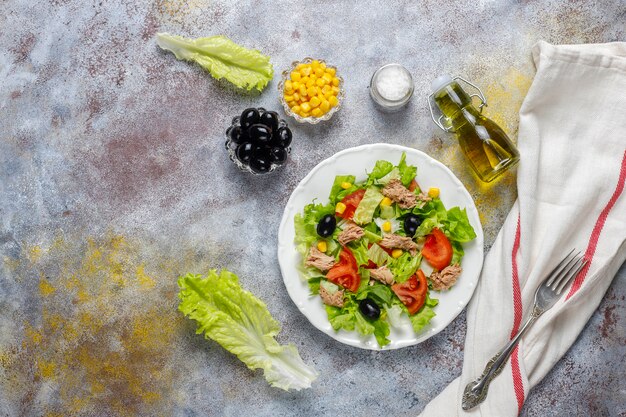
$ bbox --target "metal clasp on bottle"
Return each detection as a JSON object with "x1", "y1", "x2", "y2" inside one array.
[{"x1": 428, "y1": 76, "x2": 488, "y2": 132}]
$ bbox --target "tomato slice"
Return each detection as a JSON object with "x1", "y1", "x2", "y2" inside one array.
[
  {"x1": 337, "y1": 189, "x2": 366, "y2": 220},
  {"x1": 421, "y1": 228, "x2": 453, "y2": 270},
  {"x1": 326, "y1": 248, "x2": 361, "y2": 292},
  {"x1": 408, "y1": 179, "x2": 419, "y2": 192},
  {"x1": 391, "y1": 270, "x2": 428, "y2": 315}
]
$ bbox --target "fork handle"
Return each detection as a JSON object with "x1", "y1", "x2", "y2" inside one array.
[{"x1": 461, "y1": 306, "x2": 542, "y2": 411}]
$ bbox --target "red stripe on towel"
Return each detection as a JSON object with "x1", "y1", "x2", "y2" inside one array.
[
  {"x1": 566, "y1": 150, "x2": 626, "y2": 300},
  {"x1": 510, "y1": 216, "x2": 525, "y2": 413}
]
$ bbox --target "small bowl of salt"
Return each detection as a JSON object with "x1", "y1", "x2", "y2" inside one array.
[{"x1": 369, "y1": 63, "x2": 414, "y2": 112}]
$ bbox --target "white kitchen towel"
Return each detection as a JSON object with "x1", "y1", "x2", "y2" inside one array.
[{"x1": 420, "y1": 41, "x2": 626, "y2": 417}]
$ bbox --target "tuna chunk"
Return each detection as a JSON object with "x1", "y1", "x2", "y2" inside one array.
[
  {"x1": 416, "y1": 192, "x2": 432, "y2": 203},
  {"x1": 305, "y1": 247, "x2": 335, "y2": 272},
  {"x1": 369, "y1": 265, "x2": 395, "y2": 285},
  {"x1": 430, "y1": 264, "x2": 462, "y2": 291},
  {"x1": 380, "y1": 234, "x2": 418, "y2": 257},
  {"x1": 319, "y1": 285, "x2": 345, "y2": 308},
  {"x1": 382, "y1": 179, "x2": 417, "y2": 209},
  {"x1": 338, "y1": 222, "x2": 364, "y2": 246}
]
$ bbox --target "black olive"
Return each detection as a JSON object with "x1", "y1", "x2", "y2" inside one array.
[
  {"x1": 259, "y1": 111, "x2": 279, "y2": 132},
  {"x1": 273, "y1": 127, "x2": 292, "y2": 148},
  {"x1": 269, "y1": 146, "x2": 287, "y2": 164},
  {"x1": 316, "y1": 214, "x2": 336, "y2": 238},
  {"x1": 229, "y1": 125, "x2": 246, "y2": 144},
  {"x1": 240, "y1": 108, "x2": 260, "y2": 129},
  {"x1": 249, "y1": 156, "x2": 271, "y2": 174},
  {"x1": 236, "y1": 142, "x2": 254, "y2": 164},
  {"x1": 359, "y1": 299, "x2": 381, "y2": 321},
  {"x1": 248, "y1": 124, "x2": 272, "y2": 144},
  {"x1": 404, "y1": 214, "x2": 422, "y2": 237}
]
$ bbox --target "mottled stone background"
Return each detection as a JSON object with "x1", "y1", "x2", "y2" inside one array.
[{"x1": 0, "y1": 1, "x2": 624, "y2": 416}]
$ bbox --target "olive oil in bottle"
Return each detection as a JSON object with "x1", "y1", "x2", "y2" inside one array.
[{"x1": 428, "y1": 75, "x2": 520, "y2": 182}]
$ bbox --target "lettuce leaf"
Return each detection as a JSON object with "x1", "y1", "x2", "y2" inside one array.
[
  {"x1": 178, "y1": 270, "x2": 318, "y2": 391},
  {"x1": 156, "y1": 33, "x2": 273, "y2": 92},
  {"x1": 325, "y1": 294, "x2": 390, "y2": 347},
  {"x1": 408, "y1": 295, "x2": 438, "y2": 333},
  {"x1": 388, "y1": 252, "x2": 422, "y2": 283},
  {"x1": 328, "y1": 175, "x2": 356, "y2": 204},
  {"x1": 397, "y1": 152, "x2": 417, "y2": 187},
  {"x1": 294, "y1": 202, "x2": 335, "y2": 256},
  {"x1": 442, "y1": 207, "x2": 477, "y2": 242},
  {"x1": 353, "y1": 187, "x2": 384, "y2": 225}
]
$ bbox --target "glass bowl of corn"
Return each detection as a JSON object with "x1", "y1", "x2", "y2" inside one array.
[{"x1": 278, "y1": 58, "x2": 344, "y2": 124}]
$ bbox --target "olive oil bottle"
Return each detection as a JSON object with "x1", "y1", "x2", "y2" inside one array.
[{"x1": 429, "y1": 75, "x2": 520, "y2": 182}]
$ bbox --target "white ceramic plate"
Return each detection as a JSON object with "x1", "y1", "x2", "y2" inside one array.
[{"x1": 277, "y1": 144, "x2": 484, "y2": 350}]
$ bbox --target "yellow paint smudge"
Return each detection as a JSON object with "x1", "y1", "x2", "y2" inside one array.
[
  {"x1": 39, "y1": 277, "x2": 56, "y2": 297},
  {"x1": 28, "y1": 245, "x2": 43, "y2": 262},
  {"x1": 37, "y1": 359, "x2": 56, "y2": 379},
  {"x1": 483, "y1": 68, "x2": 533, "y2": 136},
  {"x1": 136, "y1": 265, "x2": 156, "y2": 289},
  {"x1": 4, "y1": 234, "x2": 186, "y2": 416}
]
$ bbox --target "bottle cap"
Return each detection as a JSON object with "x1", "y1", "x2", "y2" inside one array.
[{"x1": 431, "y1": 74, "x2": 453, "y2": 94}]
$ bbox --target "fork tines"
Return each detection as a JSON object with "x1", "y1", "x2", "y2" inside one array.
[{"x1": 545, "y1": 250, "x2": 587, "y2": 294}]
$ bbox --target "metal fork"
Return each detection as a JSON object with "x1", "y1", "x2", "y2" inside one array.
[{"x1": 461, "y1": 249, "x2": 587, "y2": 410}]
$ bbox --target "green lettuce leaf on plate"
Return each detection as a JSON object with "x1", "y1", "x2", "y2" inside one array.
[
  {"x1": 157, "y1": 33, "x2": 273, "y2": 92},
  {"x1": 178, "y1": 270, "x2": 318, "y2": 391}
]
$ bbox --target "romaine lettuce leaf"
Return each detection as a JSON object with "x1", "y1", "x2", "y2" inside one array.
[
  {"x1": 156, "y1": 33, "x2": 273, "y2": 92},
  {"x1": 294, "y1": 202, "x2": 335, "y2": 256},
  {"x1": 397, "y1": 152, "x2": 417, "y2": 187},
  {"x1": 367, "y1": 243, "x2": 391, "y2": 266},
  {"x1": 178, "y1": 271, "x2": 318, "y2": 391},
  {"x1": 328, "y1": 175, "x2": 356, "y2": 203},
  {"x1": 442, "y1": 207, "x2": 477, "y2": 242},
  {"x1": 353, "y1": 187, "x2": 384, "y2": 225},
  {"x1": 388, "y1": 252, "x2": 422, "y2": 283},
  {"x1": 367, "y1": 160, "x2": 394, "y2": 183}
]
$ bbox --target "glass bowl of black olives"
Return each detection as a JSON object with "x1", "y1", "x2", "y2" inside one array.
[{"x1": 225, "y1": 107, "x2": 293, "y2": 175}]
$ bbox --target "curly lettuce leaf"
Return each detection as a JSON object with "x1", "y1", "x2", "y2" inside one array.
[
  {"x1": 442, "y1": 207, "x2": 477, "y2": 242},
  {"x1": 325, "y1": 293, "x2": 390, "y2": 347},
  {"x1": 294, "y1": 202, "x2": 335, "y2": 256},
  {"x1": 328, "y1": 175, "x2": 357, "y2": 204},
  {"x1": 178, "y1": 271, "x2": 318, "y2": 391},
  {"x1": 157, "y1": 33, "x2": 273, "y2": 91},
  {"x1": 388, "y1": 252, "x2": 422, "y2": 283}
]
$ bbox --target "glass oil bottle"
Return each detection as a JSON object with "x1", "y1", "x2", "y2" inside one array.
[{"x1": 428, "y1": 75, "x2": 520, "y2": 182}]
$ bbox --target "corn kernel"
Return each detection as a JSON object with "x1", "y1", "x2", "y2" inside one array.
[
  {"x1": 300, "y1": 110, "x2": 310, "y2": 118},
  {"x1": 380, "y1": 197, "x2": 393, "y2": 206},
  {"x1": 307, "y1": 86, "x2": 317, "y2": 97},
  {"x1": 332, "y1": 77, "x2": 340, "y2": 87},
  {"x1": 296, "y1": 63, "x2": 305, "y2": 71},
  {"x1": 320, "y1": 100, "x2": 330, "y2": 112},
  {"x1": 326, "y1": 67, "x2": 336, "y2": 76},
  {"x1": 284, "y1": 94, "x2": 294, "y2": 102},
  {"x1": 300, "y1": 67, "x2": 311, "y2": 76},
  {"x1": 292, "y1": 81, "x2": 300, "y2": 90},
  {"x1": 311, "y1": 60, "x2": 320, "y2": 68},
  {"x1": 311, "y1": 108, "x2": 322, "y2": 117},
  {"x1": 382, "y1": 221, "x2": 392, "y2": 232},
  {"x1": 335, "y1": 202, "x2": 347, "y2": 215},
  {"x1": 301, "y1": 75, "x2": 309, "y2": 83},
  {"x1": 331, "y1": 86, "x2": 340, "y2": 94},
  {"x1": 293, "y1": 92, "x2": 300, "y2": 101},
  {"x1": 287, "y1": 101, "x2": 296, "y2": 108},
  {"x1": 319, "y1": 62, "x2": 326, "y2": 70},
  {"x1": 315, "y1": 86, "x2": 322, "y2": 95},
  {"x1": 284, "y1": 80, "x2": 293, "y2": 91},
  {"x1": 391, "y1": 249, "x2": 403, "y2": 258},
  {"x1": 306, "y1": 79, "x2": 315, "y2": 88},
  {"x1": 428, "y1": 187, "x2": 440, "y2": 198},
  {"x1": 298, "y1": 85, "x2": 306, "y2": 96},
  {"x1": 309, "y1": 96, "x2": 321, "y2": 108},
  {"x1": 317, "y1": 240, "x2": 327, "y2": 252},
  {"x1": 322, "y1": 85, "x2": 332, "y2": 94},
  {"x1": 314, "y1": 68, "x2": 324, "y2": 77},
  {"x1": 301, "y1": 102, "x2": 311, "y2": 112},
  {"x1": 322, "y1": 73, "x2": 333, "y2": 83},
  {"x1": 315, "y1": 78, "x2": 325, "y2": 87},
  {"x1": 292, "y1": 105, "x2": 301, "y2": 113},
  {"x1": 328, "y1": 95, "x2": 339, "y2": 107},
  {"x1": 290, "y1": 71, "x2": 301, "y2": 81},
  {"x1": 341, "y1": 181, "x2": 352, "y2": 189}
]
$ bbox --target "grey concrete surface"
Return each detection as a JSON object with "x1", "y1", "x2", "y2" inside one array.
[{"x1": 0, "y1": 1, "x2": 624, "y2": 416}]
